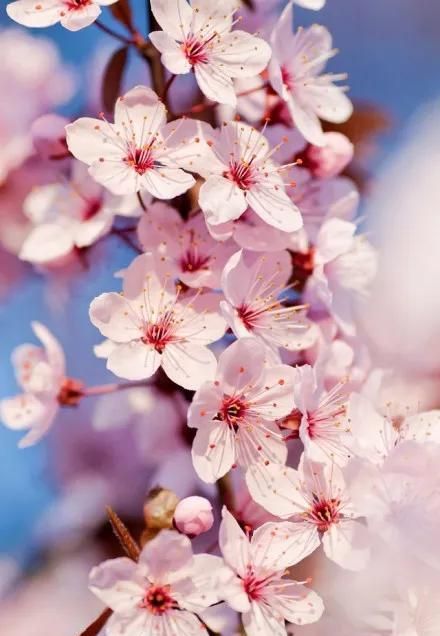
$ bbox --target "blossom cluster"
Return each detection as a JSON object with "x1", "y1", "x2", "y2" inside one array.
[{"x1": 1, "y1": 1, "x2": 439, "y2": 636}]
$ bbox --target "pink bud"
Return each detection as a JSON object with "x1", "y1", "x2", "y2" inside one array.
[
  {"x1": 31, "y1": 114, "x2": 69, "y2": 159},
  {"x1": 306, "y1": 132, "x2": 354, "y2": 179},
  {"x1": 174, "y1": 496, "x2": 214, "y2": 537}
]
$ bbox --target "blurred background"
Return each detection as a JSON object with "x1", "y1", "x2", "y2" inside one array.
[{"x1": 1, "y1": 0, "x2": 440, "y2": 632}]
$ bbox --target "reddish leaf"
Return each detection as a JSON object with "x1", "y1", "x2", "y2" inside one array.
[
  {"x1": 102, "y1": 46, "x2": 129, "y2": 113},
  {"x1": 109, "y1": 0, "x2": 134, "y2": 33}
]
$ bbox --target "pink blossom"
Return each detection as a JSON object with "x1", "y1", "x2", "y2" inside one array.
[
  {"x1": 66, "y1": 85, "x2": 197, "y2": 197},
  {"x1": 0, "y1": 322, "x2": 69, "y2": 447},
  {"x1": 138, "y1": 203, "x2": 236, "y2": 289},
  {"x1": 291, "y1": 364, "x2": 352, "y2": 465},
  {"x1": 89, "y1": 530, "x2": 224, "y2": 636},
  {"x1": 20, "y1": 161, "x2": 143, "y2": 265},
  {"x1": 248, "y1": 456, "x2": 370, "y2": 571},
  {"x1": 207, "y1": 171, "x2": 358, "y2": 253},
  {"x1": 197, "y1": 121, "x2": 304, "y2": 231},
  {"x1": 149, "y1": 0, "x2": 271, "y2": 106},
  {"x1": 174, "y1": 496, "x2": 214, "y2": 536},
  {"x1": 188, "y1": 337, "x2": 296, "y2": 484},
  {"x1": 220, "y1": 249, "x2": 315, "y2": 357},
  {"x1": 89, "y1": 252, "x2": 226, "y2": 389},
  {"x1": 219, "y1": 508, "x2": 324, "y2": 634},
  {"x1": 0, "y1": 29, "x2": 74, "y2": 182},
  {"x1": 7, "y1": 0, "x2": 119, "y2": 32},
  {"x1": 269, "y1": 2, "x2": 352, "y2": 146},
  {"x1": 304, "y1": 218, "x2": 377, "y2": 336},
  {"x1": 302, "y1": 132, "x2": 354, "y2": 180}
]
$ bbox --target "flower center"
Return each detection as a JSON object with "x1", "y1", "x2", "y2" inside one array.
[
  {"x1": 57, "y1": 377, "x2": 84, "y2": 406},
  {"x1": 217, "y1": 395, "x2": 248, "y2": 431},
  {"x1": 182, "y1": 34, "x2": 211, "y2": 65},
  {"x1": 142, "y1": 312, "x2": 178, "y2": 353},
  {"x1": 237, "y1": 303, "x2": 262, "y2": 330},
  {"x1": 65, "y1": 0, "x2": 92, "y2": 10},
  {"x1": 243, "y1": 572, "x2": 265, "y2": 601},
  {"x1": 308, "y1": 495, "x2": 341, "y2": 532},
  {"x1": 225, "y1": 160, "x2": 257, "y2": 190},
  {"x1": 124, "y1": 146, "x2": 155, "y2": 176},
  {"x1": 140, "y1": 584, "x2": 176, "y2": 615},
  {"x1": 179, "y1": 247, "x2": 211, "y2": 274}
]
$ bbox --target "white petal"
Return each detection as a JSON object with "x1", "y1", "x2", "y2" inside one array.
[
  {"x1": 191, "y1": 421, "x2": 236, "y2": 483},
  {"x1": 20, "y1": 224, "x2": 74, "y2": 264},
  {"x1": 322, "y1": 519, "x2": 370, "y2": 571},
  {"x1": 251, "y1": 520, "x2": 320, "y2": 571},
  {"x1": 89, "y1": 557, "x2": 142, "y2": 612},
  {"x1": 150, "y1": 0, "x2": 193, "y2": 40},
  {"x1": 89, "y1": 292, "x2": 141, "y2": 343},
  {"x1": 6, "y1": 0, "x2": 61, "y2": 28},
  {"x1": 246, "y1": 463, "x2": 309, "y2": 517},
  {"x1": 219, "y1": 507, "x2": 250, "y2": 577},
  {"x1": 66, "y1": 117, "x2": 124, "y2": 166},
  {"x1": 194, "y1": 63, "x2": 237, "y2": 107},
  {"x1": 162, "y1": 342, "x2": 217, "y2": 390},
  {"x1": 107, "y1": 342, "x2": 162, "y2": 381},
  {"x1": 140, "y1": 166, "x2": 195, "y2": 199},
  {"x1": 246, "y1": 184, "x2": 303, "y2": 233},
  {"x1": 268, "y1": 581, "x2": 324, "y2": 626},
  {"x1": 199, "y1": 176, "x2": 247, "y2": 225},
  {"x1": 60, "y1": 4, "x2": 101, "y2": 31},
  {"x1": 212, "y1": 31, "x2": 271, "y2": 78},
  {"x1": 149, "y1": 31, "x2": 192, "y2": 74}
]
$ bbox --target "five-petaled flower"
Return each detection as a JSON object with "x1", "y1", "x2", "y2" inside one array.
[
  {"x1": 89, "y1": 252, "x2": 227, "y2": 390},
  {"x1": 197, "y1": 121, "x2": 304, "y2": 232},
  {"x1": 0, "y1": 322, "x2": 81, "y2": 447},
  {"x1": 269, "y1": 1, "x2": 353, "y2": 146},
  {"x1": 188, "y1": 337, "x2": 296, "y2": 484},
  {"x1": 248, "y1": 456, "x2": 370, "y2": 571},
  {"x1": 219, "y1": 507, "x2": 324, "y2": 635},
  {"x1": 149, "y1": 0, "x2": 272, "y2": 106},
  {"x1": 66, "y1": 85, "x2": 198, "y2": 198},
  {"x1": 89, "y1": 530, "x2": 224, "y2": 636},
  {"x1": 137, "y1": 202, "x2": 236, "y2": 289},
  {"x1": 220, "y1": 249, "x2": 316, "y2": 358},
  {"x1": 7, "y1": 0, "x2": 119, "y2": 32}
]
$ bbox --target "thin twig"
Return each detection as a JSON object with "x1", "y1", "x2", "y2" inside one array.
[
  {"x1": 79, "y1": 608, "x2": 113, "y2": 636},
  {"x1": 137, "y1": 191, "x2": 148, "y2": 212},
  {"x1": 94, "y1": 19, "x2": 133, "y2": 45}
]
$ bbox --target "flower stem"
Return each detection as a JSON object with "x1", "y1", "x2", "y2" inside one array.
[
  {"x1": 217, "y1": 474, "x2": 235, "y2": 513},
  {"x1": 94, "y1": 19, "x2": 133, "y2": 45},
  {"x1": 137, "y1": 191, "x2": 148, "y2": 212},
  {"x1": 83, "y1": 380, "x2": 150, "y2": 397}
]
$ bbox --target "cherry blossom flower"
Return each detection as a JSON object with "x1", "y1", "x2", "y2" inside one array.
[
  {"x1": 219, "y1": 508, "x2": 324, "y2": 634},
  {"x1": 20, "y1": 161, "x2": 143, "y2": 265},
  {"x1": 207, "y1": 171, "x2": 358, "y2": 253},
  {"x1": 138, "y1": 203, "x2": 236, "y2": 289},
  {"x1": 66, "y1": 85, "x2": 197, "y2": 197},
  {"x1": 197, "y1": 121, "x2": 304, "y2": 231},
  {"x1": 220, "y1": 249, "x2": 316, "y2": 357},
  {"x1": 346, "y1": 392, "x2": 440, "y2": 465},
  {"x1": 149, "y1": 0, "x2": 271, "y2": 106},
  {"x1": 89, "y1": 252, "x2": 226, "y2": 389},
  {"x1": 393, "y1": 585, "x2": 440, "y2": 636},
  {"x1": 248, "y1": 456, "x2": 370, "y2": 571},
  {"x1": 89, "y1": 530, "x2": 224, "y2": 636},
  {"x1": 6, "y1": 0, "x2": 119, "y2": 32},
  {"x1": 189, "y1": 337, "x2": 296, "y2": 484},
  {"x1": 269, "y1": 2, "x2": 352, "y2": 146},
  {"x1": 0, "y1": 322, "x2": 76, "y2": 447},
  {"x1": 304, "y1": 218, "x2": 377, "y2": 336},
  {"x1": 290, "y1": 364, "x2": 352, "y2": 465}
]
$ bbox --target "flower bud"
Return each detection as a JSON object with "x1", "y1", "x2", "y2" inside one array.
[
  {"x1": 306, "y1": 132, "x2": 354, "y2": 179},
  {"x1": 174, "y1": 496, "x2": 214, "y2": 537},
  {"x1": 31, "y1": 114, "x2": 69, "y2": 159}
]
